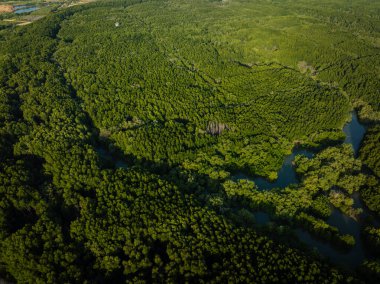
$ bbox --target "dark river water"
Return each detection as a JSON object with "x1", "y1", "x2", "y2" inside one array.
[
  {"x1": 296, "y1": 192, "x2": 368, "y2": 268},
  {"x1": 298, "y1": 113, "x2": 369, "y2": 268},
  {"x1": 235, "y1": 111, "x2": 365, "y2": 190},
  {"x1": 99, "y1": 111, "x2": 372, "y2": 268},
  {"x1": 343, "y1": 111, "x2": 366, "y2": 156},
  {"x1": 253, "y1": 149, "x2": 314, "y2": 190},
  {"x1": 235, "y1": 112, "x2": 374, "y2": 268}
]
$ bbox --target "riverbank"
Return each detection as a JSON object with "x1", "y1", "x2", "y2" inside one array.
[
  {"x1": 228, "y1": 110, "x2": 380, "y2": 269},
  {"x1": 232, "y1": 111, "x2": 366, "y2": 190}
]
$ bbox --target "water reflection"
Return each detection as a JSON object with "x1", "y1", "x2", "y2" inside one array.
[
  {"x1": 14, "y1": 6, "x2": 39, "y2": 14},
  {"x1": 343, "y1": 112, "x2": 366, "y2": 156},
  {"x1": 235, "y1": 111, "x2": 374, "y2": 268},
  {"x1": 253, "y1": 149, "x2": 314, "y2": 190}
]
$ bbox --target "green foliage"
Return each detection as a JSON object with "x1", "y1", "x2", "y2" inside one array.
[
  {"x1": 359, "y1": 260, "x2": 380, "y2": 283},
  {"x1": 364, "y1": 227, "x2": 380, "y2": 254},
  {"x1": 222, "y1": 145, "x2": 375, "y2": 255},
  {"x1": 309, "y1": 195, "x2": 332, "y2": 219},
  {"x1": 0, "y1": 0, "x2": 379, "y2": 282},
  {"x1": 295, "y1": 213, "x2": 355, "y2": 249},
  {"x1": 53, "y1": 0, "x2": 362, "y2": 179},
  {"x1": 360, "y1": 125, "x2": 380, "y2": 177},
  {"x1": 360, "y1": 175, "x2": 380, "y2": 215},
  {"x1": 295, "y1": 145, "x2": 366, "y2": 195}
]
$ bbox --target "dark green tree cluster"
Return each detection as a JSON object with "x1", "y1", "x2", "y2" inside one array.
[
  {"x1": 220, "y1": 145, "x2": 378, "y2": 252},
  {"x1": 0, "y1": 0, "x2": 379, "y2": 283},
  {"x1": 360, "y1": 125, "x2": 380, "y2": 177},
  {"x1": 53, "y1": 0, "x2": 355, "y2": 179},
  {"x1": 358, "y1": 126, "x2": 380, "y2": 215},
  {"x1": 0, "y1": 1, "x2": 358, "y2": 283}
]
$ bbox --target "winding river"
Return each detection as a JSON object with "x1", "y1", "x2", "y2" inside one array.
[
  {"x1": 99, "y1": 111, "x2": 372, "y2": 268},
  {"x1": 100, "y1": 113, "x2": 365, "y2": 188},
  {"x1": 236, "y1": 111, "x2": 372, "y2": 268},
  {"x1": 244, "y1": 112, "x2": 365, "y2": 190},
  {"x1": 294, "y1": 112, "x2": 369, "y2": 269}
]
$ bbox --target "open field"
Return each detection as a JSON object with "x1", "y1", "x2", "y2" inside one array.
[{"x1": 0, "y1": 5, "x2": 13, "y2": 13}]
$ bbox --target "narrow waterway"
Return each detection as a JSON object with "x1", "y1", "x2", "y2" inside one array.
[
  {"x1": 295, "y1": 113, "x2": 371, "y2": 269},
  {"x1": 235, "y1": 111, "x2": 365, "y2": 190},
  {"x1": 98, "y1": 111, "x2": 373, "y2": 268},
  {"x1": 236, "y1": 111, "x2": 374, "y2": 268},
  {"x1": 253, "y1": 149, "x2": 314, "y2": 190},
  {"x1": 343, "y1": 111, "x2": 366, "y2": 156}
]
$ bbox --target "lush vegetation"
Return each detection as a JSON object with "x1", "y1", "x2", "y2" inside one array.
[
  {"x1": 359, "y1": 126, "x2": 380, "y2": 216},
  {"x1": 0, "y1": 0, "x2": 379, "y2": 282},
  {"x1": 360, "y1": 125, "x2": 380, "y2": 177}
]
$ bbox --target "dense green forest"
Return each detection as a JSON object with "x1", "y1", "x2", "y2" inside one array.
[{"x1": 0, "y1": 0, "x2": 379, "y2": 283}]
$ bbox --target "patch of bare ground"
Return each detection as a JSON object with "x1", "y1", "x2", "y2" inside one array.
[
  {"x1": 298, "y1": 61, "x2": 317, "y2": 75},
  {"x1": 0, "y1": 5, "x2": 13, "y2": 13}
]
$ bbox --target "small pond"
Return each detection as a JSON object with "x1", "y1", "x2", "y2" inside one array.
[{"x1": 14, "y1": 5, "x2": 39, "y2": 14}]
